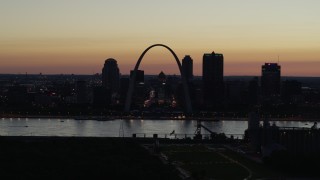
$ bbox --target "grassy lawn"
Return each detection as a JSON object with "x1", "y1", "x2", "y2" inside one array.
[
  {"x1": 162, "y1": 145, "x2": 249, "y2": 180},
  {"x1": 221, "y1": 149, "x2": 282, "y2": 179}
]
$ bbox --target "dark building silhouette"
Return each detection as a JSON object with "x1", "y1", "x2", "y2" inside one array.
[
  {"x1": 76, "y1": 80, "x2": 88, "y2": 104},
  {"x1": 247, "y1": 111, "x2": 261, "y2": 152},
  {"x1": 247, "y1": 77, "x2": 259, "y2": 105},
  {"x1": 128, "y1": 70, "x2": 145, "y2": 108},
  {"x1": 158, "y1": 71, "x2": 166, "y2": 83},
  {"x1": 281, "y1": 80, "x2": 302, "y2": 104},
  {"x1": 7, "y1": 86, "x2": 29, "y2": 106},
  {"x1": 133, "y1": 86, "x2": 146, "y2": 108},
  {"x1": 93, "y1": 86, "x2": 110, "y2": 107},
  {"x1": 194, "y1": 88, "x2": 203, "y2": 108},
  {"x1": 246, "y1": 120, "x2": 320, "y2": 157},
  {"x1": 202, "y1": 51, "x2": 224, "y2": 108},
  {"x1": 119, "y1": 77, "x2": 130, "y2": 104},
  {"x1": 182, "y1": 55, "x2": 193, "y2": 82},
  {"x1": 225, "y1": 80, "x2": 247, "y2": 105},
  {"x1": 102, "y1": 58, "x2": 120, "y2": 93},
  {"x1": 130, "y1": 70, "x2": 144, "y2": 84},
  {"x1": 261, "y1": 63, "x2": 281, "y2": 97},
  {"x1": 157, "y1": 71, "x2": 167, "y2": 103}
]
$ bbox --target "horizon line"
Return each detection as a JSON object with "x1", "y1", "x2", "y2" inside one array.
[{"x1": 1, "y1": 73, "x2": 319, "y2": 78}]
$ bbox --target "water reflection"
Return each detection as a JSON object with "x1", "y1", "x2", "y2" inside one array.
[{"x1": 0, "y1": 118, "x2": 314, "y2": 137}]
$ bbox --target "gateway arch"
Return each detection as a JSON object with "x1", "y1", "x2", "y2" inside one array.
[{"x1": 124, "y1": 44, "x2": 193, "y2": 113}]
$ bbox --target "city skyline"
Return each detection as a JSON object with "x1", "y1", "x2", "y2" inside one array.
[{"x1": 1, "y1": 1, "x2": 320, "y2": 76}]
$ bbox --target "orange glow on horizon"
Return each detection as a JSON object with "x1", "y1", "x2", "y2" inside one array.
[{"x1": 1, "y1": 1, "x2": 320, "y2": 76}]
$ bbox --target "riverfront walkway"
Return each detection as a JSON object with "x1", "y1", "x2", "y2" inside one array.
[{"x1": 1, "y1": 114, "x2": 319, "y2": 122}]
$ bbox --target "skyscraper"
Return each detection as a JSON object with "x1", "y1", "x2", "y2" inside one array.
[
  {"x1": 130, "y1": 70, "x2": 145, "y2": 107},
  {"x1": 102, "y1": 58, "x2": 120, "y2": 93},
  {"x1": 182, "y1": 55, "x2": 193, "y2": 82},
  {"x1": 261, "y1": 63, "x2": 281, "y2": 96},
  {"x1": 202, "y1": 51, "x2": 224, "y2": 108}
]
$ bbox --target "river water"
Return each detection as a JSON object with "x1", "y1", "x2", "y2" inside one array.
[{"x1": 0, "y1": 118, "x2": 315, "y2": 139}]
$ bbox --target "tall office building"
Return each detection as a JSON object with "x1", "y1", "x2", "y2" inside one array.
[
  {"x1": 102, "y1": 58, "x2": 120, "y2": 93},
  {"x1": 261, "y1": 63, "x2": 281, "y2": 96},
  {"x1": 247, "y1": 77, "x2": 259, "y2": 105},
  {"x1": 182, "y1": 55, "x2": 193, "y2": 82},
  {"x1": 130, "y1": 70, "x2": 145, "y2": 107},
  {"x1": 202, "y1": 51, "x2": 224, "y2": 107}
]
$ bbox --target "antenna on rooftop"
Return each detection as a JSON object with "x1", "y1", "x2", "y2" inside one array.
[{"x1": 277, "y1": 55, "x2": 280, "y2": 64}]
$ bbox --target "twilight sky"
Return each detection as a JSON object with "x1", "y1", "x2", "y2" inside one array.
[{"x1": 1, "y1": 0, "x2": 320, "y2": 76}]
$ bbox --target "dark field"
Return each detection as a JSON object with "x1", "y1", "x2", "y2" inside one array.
[
  {"x1": 0, "y1": 137, "x2": 180, "y2": 180},
  {"x1": 162, "y1": 145, "x2": 249, "y2": 180}
]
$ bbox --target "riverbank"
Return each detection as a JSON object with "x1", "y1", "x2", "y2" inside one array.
[{"x1": 1, "y1": 115, "x2": 319, "y2": 122}]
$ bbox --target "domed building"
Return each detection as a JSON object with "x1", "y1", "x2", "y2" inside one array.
[
  {"x1": 102, "y1": 58, "x2": 120, "y2": 93},
  {"x1": 158, "y1": 71, "x2": 166, "y2": 83}
]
